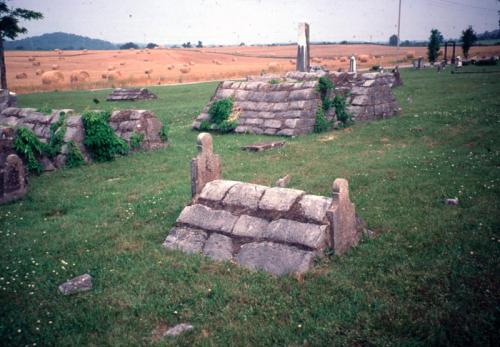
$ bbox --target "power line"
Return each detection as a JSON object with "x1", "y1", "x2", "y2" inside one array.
[{"x1": 428, "y1": 0, "x2": 499, "y2": 12}]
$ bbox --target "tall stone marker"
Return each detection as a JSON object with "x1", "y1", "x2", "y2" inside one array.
[
  {"x1": 191, "y1": 133, "x2": 221, "y2": 197},
  {"x1": 349, "y1": 55, "x2": 357, "y2": 73},
  {"x1": 0, "y1": 154, "x2": 28, "y2": 204},
  {"x1": 296, "y1": 23, "x2": 310, "y2": 72}
]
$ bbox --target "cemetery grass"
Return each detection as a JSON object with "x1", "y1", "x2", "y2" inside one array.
[{"x1": 1, "y1": 65, "x2": 499, "y2": 346}]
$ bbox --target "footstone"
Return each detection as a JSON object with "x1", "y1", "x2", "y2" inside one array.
[
  {"x1": 203, "y1": 233, "x2": 233, "y2": 261},
  {"x1": 242, "y1": 141, "x2": 285, "y2": 152},
  {"x1": 163, "y1": 227, "x2": 208, "y2": 254},
  {"x1": 58, "y1": 274, "x2": 92, "y2": 295},
  {"x1": 165, "y1": 323, "x2": 194, "y2": 337},
  {"x1": 236, "y1": 242, "x2": 315, "y2": 275}
]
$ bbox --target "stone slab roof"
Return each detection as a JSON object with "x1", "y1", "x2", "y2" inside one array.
[
  {"x1": 106, "y1": 88, "x2": 157, "y2": 101},
  {"x1": 164, "y1": 179, "x2": 338, "y2": 275}
]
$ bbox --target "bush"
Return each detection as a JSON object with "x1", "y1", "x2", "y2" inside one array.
[
  {"x1": 314, "y1": 105, "x2": 329, "y2": 133},
  {"x1": 159, "y1": 122, "x2": 169, "y2": 142},
  {"x1": 130, "y1": 132, "x2": 145, "y2": 150},
  {"x1": 208, "y1": 98, "x2": 233, "y2": 125},
  {"x1": 13, "y1": 127, "x2": 45, "y2": 174},
  {"x1": 317, "y1": 76, "x2": 334, "y2": 96},
  {"x1": 82, "y1": 110, "x2": 128, "y2": 162},
  {"x1": 200, "y1": 120, "x2": 212, "y2": 131},
  {"x1": 218, "y1": 120, "x2": 237, "y2": 133},
  {"x1": 45, "y1": 112, "x2": 66, "y2": 159},
  {"x1": 65, "y1": 140, "x2": 85, "y2": 168},
  {"x1": 333, "y1": 95, "x2": 351, "y2": 126}
]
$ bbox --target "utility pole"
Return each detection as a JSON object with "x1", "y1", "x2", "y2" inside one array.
[{"x1": 397, "y1": 0, "x2": 401, "y2": 53}]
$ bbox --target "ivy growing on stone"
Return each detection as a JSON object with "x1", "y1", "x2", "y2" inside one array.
[
  {"x1": 130, "y1": 132, "x2": 145, "y2": 150},
  {"x1": 82, "y1": 110, "x2": 128, "y2": 162},
  {"x1": 65, "y1": 140, "x2": 85, "y2": 168},
  {"x1": 45, "y1": 112, "x2": 66, "y2": 159},
  {"x1": 13, "y1": 127, "x2": 45, "y2": 174}
]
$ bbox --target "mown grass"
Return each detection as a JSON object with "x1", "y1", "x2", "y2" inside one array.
[{"x1": 1, "y1": 65, "x2": 499, "y2": 346}]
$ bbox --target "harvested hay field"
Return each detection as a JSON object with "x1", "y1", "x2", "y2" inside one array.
[{"x1": 5, "y1": 44, "x2": 500, "y2": 93}]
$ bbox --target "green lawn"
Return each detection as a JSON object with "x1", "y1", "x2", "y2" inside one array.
[{"x1": 1, "y1": 66, "x2": 499, "y2": 346}]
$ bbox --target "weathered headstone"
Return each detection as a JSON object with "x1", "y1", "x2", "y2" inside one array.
[
  {"x1": 0, "y1": 153, "x2": 28, "y2": 204},
  {"x1": 349, "y1": 55, "x2": 357, "y2": 73},
  {"x1": 326, "y1": 178, "x2": 360, "y2": 255},
  {"x1": 296, "y1": 23, "x2": 310, "y2": 72},
  {"x1": 191, "y1": 133, "x2": 221, "y2": 197}
]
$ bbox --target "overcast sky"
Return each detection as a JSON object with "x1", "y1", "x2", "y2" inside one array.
[{"x1": 8, "y1": 0, "x2": 500, "y2": 45}]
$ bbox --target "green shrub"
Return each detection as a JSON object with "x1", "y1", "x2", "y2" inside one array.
[
  {"x1": 82, "y1": 110, "x2": 128, "y2": 162},
  {"x1": 208, "y1": 98, "x2": 233, "y2": 125},
  {"x1": 45, "y1": 112, "x2": 66, "y2": 159},
  {"x1": 314, "y1": 105, "x2": 330, "y2": 133},
  {"x1": 268, "y1": 79, "x2": 280, "y2": 85},
  {"x1": 218, "y1": 119, "x2": 237, "y2": 133},
  {"x1": 65, "y1": 141, "x2": 85, "y2": 168},
  {"x1": 317, "y1": 76, "x2": 334, "y2": 96},
  {"x1": 200, "y1": 120, "x2": 212, "y2": 131},
  {"x1": 13, "y1": 127, "x2": 45, "y2": 174},
  {"x1": 130, "y1": 132, "x2": 145, "y2": 150},
  {"x1": 371, "y1": 65, "x2": 380, "y2": 71},
  {"x1": 159, "y1": 122, "x2": 169, "y2": 142},
  {"x1": 333, "y1": 95, "x2": 351, "y2": 126}
]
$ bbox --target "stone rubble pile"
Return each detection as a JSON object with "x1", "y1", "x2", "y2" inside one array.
[{"x1": 163, "y1": 133, "x2": 362, "y2": 275}]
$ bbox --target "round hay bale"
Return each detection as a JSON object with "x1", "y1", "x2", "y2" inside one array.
[
  {"x1": 189, "y1": 61, "x2": 195, "y2": 65},
  {"x1": 83, "y1": 49, "x2": 88, "y2": 53},
  {"x1": 119, "y1": 61, "x2": 126, "y2": 66},
  {"x1": 167, "y1": 66, "x2": 173, "y2": 70},
  {"x1": 70, "y1": 70, "x2": 90, "y2": 83},
  {"x1": 358, "y1": 54, "x2": 370, "y2": 63},
  {"x1": 51, "y1": 64, "x2": 59, "y2": 70},
  {"x1": 268, "y1": 62, "x2": 280, "y2": 72},
  {"x1": 28, "y1": 57, "x2": 36, "y2": 62},
  {"x1": 35, "y1": 69, "x2": 44, "y2": 76},
  {"x1": 105, "y1": 71, "x2": 121, "y2": 81},
  {"x1": 232, "y1": 57, "x2": 237, "y2": 62},
  {"x1": 144, "y1": 68, "x2": 153, "y2": 75},
  {"x1": 406, "y1": 51, "x2": 416, "y2": 59},
  {"x1": 16, "y1": 72, "x2": 28, "y2": 79},
  {"x1": 289, "y1": 59, "x2": 295, "y2": 64},
  {"x1": 180, "y1": 67, "x2": 190, "y2": 74},
  {"x1": 107, "y1": 65, "x2": 116, "y2": 71},
  {"x1": 340, "y1": 57, "x2": 347, "y2": 62},
  {"x1": 41, "y1": 71, "x2": 64, "y2": 85},
  {"x1": 32, "y1": 61, "x2": 41, "y2": 67}
]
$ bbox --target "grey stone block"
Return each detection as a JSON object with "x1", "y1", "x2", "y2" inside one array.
[
  {"x1": 263, "y1": 120, "x2": 281, "y2": 128},
  {"x1": 298, "y1": 195, "x2": 333, "y2": 223},
  {"x1": 258, "y1": 187, "x2": 304, "y2": 212},
  {"x1": 223, "y1": 182, "x2": 267, "y2": 209},
  {"x1": 266, "y1": 219, "x2": 328, "y2": 249},
  {"x1": 163, "y1": 227, "x2": 208, "y2": 253},
  {"x1": 58, "y1": 274, "x2": 92, "y2": 295},
  {"x1": 236, "y1": 242, "x2": 316, "y2": 275},
  {"x1": 232, "y1": 215, "x2": 269, "y2": 238},
  {"x1": 176, "y1": 204, "x2": 238, "y2": 233},
  {"x1": 203, "y1": 233, "x2": 233, "y2": 261},
  {"x1": 199, "y1": 180, "x2": 239, "y2": 202}
]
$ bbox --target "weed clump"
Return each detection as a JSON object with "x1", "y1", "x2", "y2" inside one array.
[
  {"x1": 65, "y1": 140, "x2": 85, "y2": 168},
  {"x1": 13, "y1": 127, "x2": 45, "y2": 174},
  {"x1": 82, "y1": 110, "x2": 128, "y2": 162},
  {"x1": 204, "y1": 97, "x2": 237, "y2": 133}
]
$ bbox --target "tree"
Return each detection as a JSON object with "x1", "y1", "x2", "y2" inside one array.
[
  {"x1": 119, "y1": 42, "x2": 139, "y2": 50},
  {"x1": 0, "y1": 1, "x2": 42, "y2": 89},
  {"x1": 146, "y1": 42, "x2": 158, "y2": 49},
  {"x1": 461, "y1": 26, "x2": 477, "y2": 59},
  {"x1": 196, "y1": 40, "x2": 203, "y2": 48},
  {"x1": 389, "y1": 34, "x2": 398, "y2": 46},
  {"x1": 182, "y1": 41, "x2": 192, "y2": 48},
  {"x1": 427, "y1": 29, "x2": 442, "y2": 64}
]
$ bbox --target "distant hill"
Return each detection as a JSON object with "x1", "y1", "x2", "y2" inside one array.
[{"x1": 4, "y1": 32, "x2": 117, "y2": 50}]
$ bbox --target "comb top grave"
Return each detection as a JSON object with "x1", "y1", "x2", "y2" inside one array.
[{"x1": 163, "y1": 133, "x2": 362, "y2": 275}]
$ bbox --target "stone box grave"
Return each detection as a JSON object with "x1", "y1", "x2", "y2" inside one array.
[{"x1": 163, "y1": 133, "x2": 362, "y2": 275}]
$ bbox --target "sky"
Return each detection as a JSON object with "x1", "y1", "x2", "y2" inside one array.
[{"x1": 8, "y1": 0, "x2": 500, "y2": 45}]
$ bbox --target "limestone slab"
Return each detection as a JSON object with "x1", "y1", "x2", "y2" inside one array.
[
  {"x1": 223, "y1": 182, "x2": 267, "y2": 210},
  {"x1": 163, "y1": 227, "x2": 208, "y2": 253},
  {"x1": 298, "y1": 195, "x2": 333, "y2": 223},
  {"x1": 199, "y1": 179, "x2": 239, "y2": 202},
  {"x1": 258, "y1": 187, "x2": 304, "y2": 212},
  {"x1": 176, "y1": 204, "x2": 237, "y2": 233},
  {"x1": 266, "y1": 219, "x2": 328, "y2": 249},
  {"x1": 232, "y1": 215, "x2": 269, "y2": 238},
  {"x1": 236, "y1": 242, "x2": 315, "y2": 275},
  {"x1": 203, "y1": 233, "x2": 234, "y2": 261}
]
